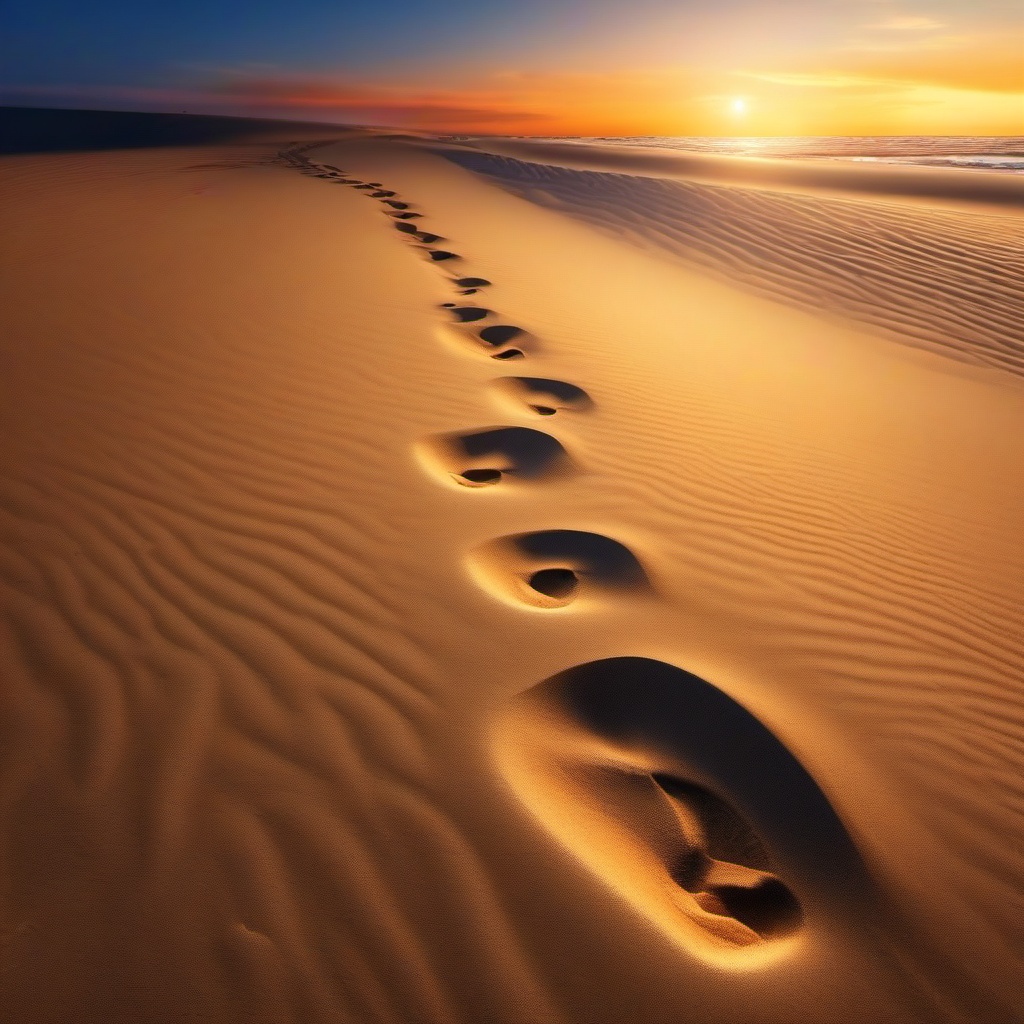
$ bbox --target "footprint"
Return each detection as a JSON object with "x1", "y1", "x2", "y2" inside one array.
[
  {"x1": 414, "y1": 232, "x2": 444, "y2": 244},
  {"x1": 479, "y1": 325, "x2": 524, "y2": 346},
  {"x1": 492, "y1": 658, "x2": 869, "y2": 961},
  {"x1": 390, "y1": 212, "x2": 422, "y2": 220},
  {"x1": 449, "y1": 306, "x2": 491, "y2": 323},
  {"x1": 454, "y1": 277, "x2": 491, "y2": 289},
  {"x1": 385, "y1": 200, "x2": 410, "y2": 210},
  {"x1": 434, "y1": 323, "x2": 532, "y2": 364},
  {"x1": 417, "y1": 427, "x2": 572, "y2": 488},
  {"x1": 354, "y1": 184, "x2": 376, "y2": 190},
  {"x1": 394, "y1": 222, "x2": 421, "y2": 236},
  {"x1": 436, "y1": 317, "x2": 533, "y2": 361},
  {"x1": 491, "y1": 377, "x2": 593, "y2": 416},
  {"x1": 426, "y1": 250, "x2": 460, "y2": 262},
  {"x1": 372, "y1": 190, "x2": 397, "y2": 197},
  {"x1": 469, "y1": 530, "x2": 648, "y2": 609}
]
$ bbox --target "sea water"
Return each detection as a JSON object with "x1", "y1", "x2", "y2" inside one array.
[{"x1": 530, "y1": 136, "x2": 1024, "y2": 172}]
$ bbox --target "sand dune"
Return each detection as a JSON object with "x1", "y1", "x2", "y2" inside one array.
[
  {"x1": 1, "y1": 116, "x2": 1022, "y2": 1023},
  {"x1": 437, "y1": 146, "x2": 1024, "y2": 381},
  {"x1": 449, "y1": 137, "x2": 1024, "y2": 210}
]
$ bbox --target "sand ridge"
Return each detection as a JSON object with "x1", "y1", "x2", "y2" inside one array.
[{"x1": 436, "y1": 147, "x2": 1024, "y2": 384}]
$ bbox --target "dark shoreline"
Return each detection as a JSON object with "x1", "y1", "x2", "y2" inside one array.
[{"x1": 0, "y1": 106, "x2": 349, "y2": 155}]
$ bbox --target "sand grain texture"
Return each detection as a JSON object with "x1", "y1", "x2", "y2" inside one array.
[{"x1": 0, "y1": 126, "x2": 1022, "y2": 1023}]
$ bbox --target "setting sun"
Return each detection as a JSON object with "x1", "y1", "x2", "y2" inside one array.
[{"x1": 730, "y1": 96, "x2": 748, "y2": 116}]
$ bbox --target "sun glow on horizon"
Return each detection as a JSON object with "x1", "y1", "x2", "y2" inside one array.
[{"x1": 5, "y1": 0, "x2": 1022, "y2": 136}]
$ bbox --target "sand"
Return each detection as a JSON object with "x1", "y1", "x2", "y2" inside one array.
[{"x1": 0, "y1": 113, "x2": 1022, "y2": 1023}]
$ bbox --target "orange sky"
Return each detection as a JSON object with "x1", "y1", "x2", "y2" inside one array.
[
  {"x1": 183, "y1": 22, "x2": 1024, "y2": 135},
  {"x1": 6, "y1": 1, "x2": 1024, "y2": 135}
]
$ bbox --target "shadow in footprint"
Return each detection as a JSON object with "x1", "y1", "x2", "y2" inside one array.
[
  {"x1": 385, "y1": 200, "x2": 410, "y2": 210},
  {"x1": 479, "y1": 325, "x2": 525, "y2": 346},
  {"x1": 478, "y1": 325, "x2": 539, "y2": 360},
  {"x1": 449, "y1": 306, "x2": 491, "y2": 323},
  {"x1": 427, "y1": 250, "x2": 460, "y2": 262},
  {"x1": 491, "y1": 376, "x2": 593, "y2": 415},
  {"x1": 390, "y1": 212, "x2": 422, "y2": 220},
  {"x1": 494, "y1": 658, "x2": 872, "y2": 959},
  {"x1": 417, "y1": 427, "x2": 571, "y2": 488},
  {"x1": 436, "y1": 318, "x2": 534, "y2": 361},
  {"x1": 470, "y1": 530, "x2": 648, "y2": 608},
  {"x1": 454, "y1": 276, "x2": 492, "y2": 289}
]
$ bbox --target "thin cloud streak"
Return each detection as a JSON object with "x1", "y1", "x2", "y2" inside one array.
[{"x1": 867, "y1": 16, "x2": 947, "y2": 32}]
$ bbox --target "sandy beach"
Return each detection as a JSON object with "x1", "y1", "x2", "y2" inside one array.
[{"x1": 1, "y1": 113, "x2": 1022, "y2": 1023}]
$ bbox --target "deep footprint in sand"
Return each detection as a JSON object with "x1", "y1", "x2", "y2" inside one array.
[
  {"x1": 491, "y1": 377, "x2": 593, "y2": 416},
  {"x1": 436, "y1": 320, "x2": 534, "y2": 361},
  {"x1": 416, "y1": 427, "x2": 572, "y2": 488},
  {"x1": 449, "y1": 306, "x2": 491, "y2": 323},
  {"x1": 469, "y1": 530, "x2": 648, "y2": 608},
  {"x1": 453, "y1": 277, "x2": 492, "y2": 296},
  {"x1": 479, "y1": 325, "x2": 525, "y2": 346},
  {"x1": 426, "y1": 249, "x2": 460, "y2": 262},
  {"x1": 385, "y1": 200, "x2": 411, "y2": 210},
  {"x1": 492, "y1": 658, "x2": 873, "y2": 961}
]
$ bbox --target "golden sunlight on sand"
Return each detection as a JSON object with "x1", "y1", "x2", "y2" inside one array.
[{"x1": 0, "y1": 116, "x2": 1022, "y2": 1023}]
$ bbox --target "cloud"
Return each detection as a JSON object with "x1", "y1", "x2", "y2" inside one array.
[
  {"x1": 867, "y1": 16, "x2": 946, "y2": 32},
  {"x1": 739, "y1": 71, "x2": 884, "y2": 90},
  {"x1": 186, "y1": 66, "x2": 718, "y2": 135},
  {"x1": 0, "y1": 78, "x2": 557, "y2": 133},
  {"x1": 745, "y1": 31, "x2": 1024, "y2": 96}
]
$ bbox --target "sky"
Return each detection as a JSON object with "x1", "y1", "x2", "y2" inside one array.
[{"x1": 2, "y1": 0, "x2": 1022, "y2": 135}]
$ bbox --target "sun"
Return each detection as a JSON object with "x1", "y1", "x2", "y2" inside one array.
[{"x1": 730, "y1": 97, "x2": 748, "y2": 117}]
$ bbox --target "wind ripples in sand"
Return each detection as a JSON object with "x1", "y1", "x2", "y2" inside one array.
[{"x1": 439, "y1": 149, "x2": 1024, "y2": 381}]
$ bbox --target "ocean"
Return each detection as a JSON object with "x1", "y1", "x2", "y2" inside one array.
[{"x1": 530, "y1": 136, "x2": 1024, "y2": 172}]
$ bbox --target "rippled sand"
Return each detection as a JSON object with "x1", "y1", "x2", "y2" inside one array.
[{"x1": 1, "y1": 117, "x2": 1022, "y2": 1023}]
